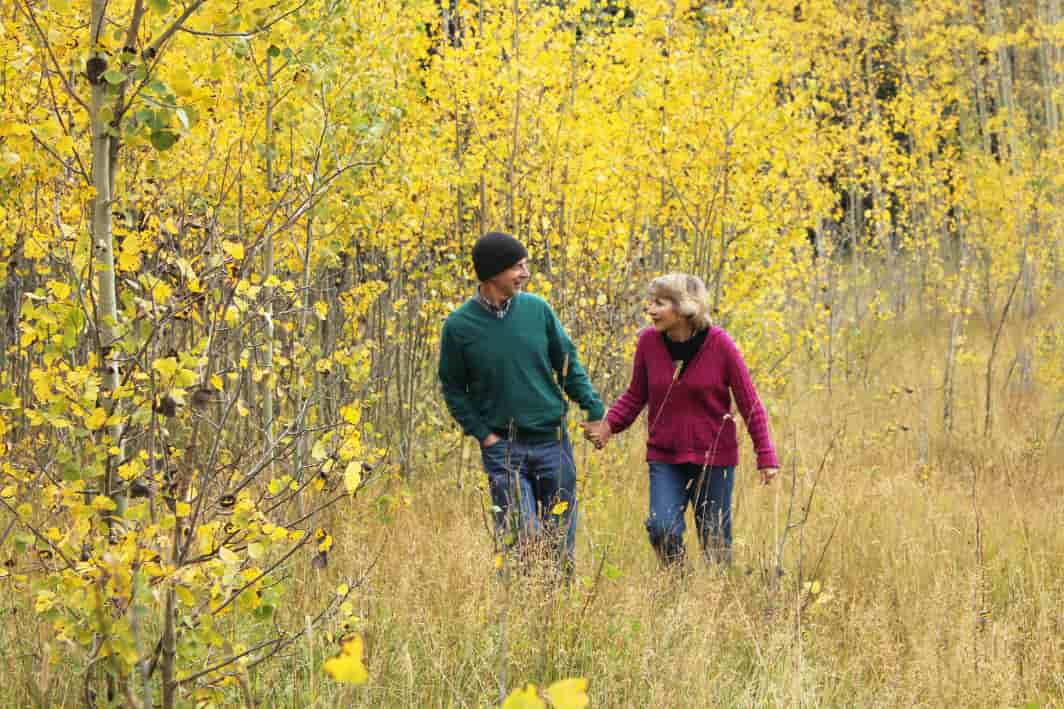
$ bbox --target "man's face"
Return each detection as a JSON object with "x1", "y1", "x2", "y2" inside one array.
[{"x1": 488, "y1": 257, "x2": 530, "y2": 298}]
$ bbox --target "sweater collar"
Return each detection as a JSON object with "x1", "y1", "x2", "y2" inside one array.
[{"x1": 474, "y1": 286, "x2": 514, "y2": 319}]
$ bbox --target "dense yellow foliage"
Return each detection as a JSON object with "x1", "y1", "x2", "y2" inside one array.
[{"x1": 0, "y1": 0, "x2": 1061, "y2": 705}]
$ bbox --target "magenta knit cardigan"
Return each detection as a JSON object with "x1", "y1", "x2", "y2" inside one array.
[{"x1": 606, "y1": 327, "x2": 779, "y2": 469}]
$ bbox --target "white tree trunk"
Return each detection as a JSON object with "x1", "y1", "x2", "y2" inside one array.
[{"x1": 90, "y1": 0, "x2": 125, "y2": 516}]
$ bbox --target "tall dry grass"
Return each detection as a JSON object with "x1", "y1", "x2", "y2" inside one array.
[{"x1": 2, "y1": 308, "x2": 1062, "y2": 707}]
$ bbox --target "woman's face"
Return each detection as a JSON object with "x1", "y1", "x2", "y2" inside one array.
[{"x1": 646, "y1": 295, "x2": 681, "y2": 332}]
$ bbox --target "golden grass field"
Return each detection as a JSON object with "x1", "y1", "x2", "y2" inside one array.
[{"x1": 2, "y1": 310, "x2": 1062, "y2": 708}]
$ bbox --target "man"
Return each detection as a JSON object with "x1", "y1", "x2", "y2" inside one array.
[{"x1": 438, "y1": 232, "x2": 605, "y2": 573}]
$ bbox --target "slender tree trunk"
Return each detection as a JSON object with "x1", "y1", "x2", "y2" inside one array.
[
  {"x1": 262, "y1": 53, "x2": 277, "y2": 441},
  {"x1": 160, "y1": 585, "x2": 177, "y2": 709},
  {"x1": 943, "y1": 233, "x2": 971, "y2": 435},
  {"x1": 90, "y1": 0, "x2": 126, "y2": 517},
  {"x1": 867, "y1": 1, "x2": 896, "y2": 313},
  {"x1": 506, "y1": 0, "x2": 520, "y2": 231},
  {"x1": 713, "y1": 130, "x2": 732, "y2": 315},
  {"x1": 987, "y1": 0, "x2": 1018, "y2": 161},
  {"x1": 965, "y1": 0, "x2": 993, "y2": 155},
  {"x1": 1037, "y1": 0, "x2": 1060, "y2": 132},
  {"x1": 985, "y1": 262, "x2": 1024, "y2": 438}
]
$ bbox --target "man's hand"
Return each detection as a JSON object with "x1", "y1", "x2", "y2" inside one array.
[
  {"x1": 582, "y1": 420, "x2": 611, "y2": 449},
  {"x1": 481, "y1": 433, "x2": 501, "y2": 449},
  {"x1": 759, "y1": 467, "x2": 778, "y2": 485}
]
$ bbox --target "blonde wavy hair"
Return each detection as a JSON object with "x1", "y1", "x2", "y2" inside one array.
[{"x1": 648, "y1": 273, "x2": 713, "y2": 330}]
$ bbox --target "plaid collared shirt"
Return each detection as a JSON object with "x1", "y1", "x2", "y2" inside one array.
[{"x1": 474, "y1": 287, "x2": 513, "y2": 319}]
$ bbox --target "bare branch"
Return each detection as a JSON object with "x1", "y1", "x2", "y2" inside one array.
[{"x1": 178, "y1": 0, "x2": 308, "y2": 38}]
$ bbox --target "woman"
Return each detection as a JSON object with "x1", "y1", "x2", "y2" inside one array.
[{"x1": 584, "y1": 273, "x2": 778, "y2": 566}]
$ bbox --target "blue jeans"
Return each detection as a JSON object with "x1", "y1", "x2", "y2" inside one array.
[
  {"x1": 480, "y1": 436, "x2": 578, "y2": 571},
  {"x1": 646, "y1": 461, "x2": 735, "y2": 565}
]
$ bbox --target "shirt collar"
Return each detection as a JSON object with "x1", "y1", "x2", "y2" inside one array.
[{"x1": 474, "y1": 286, "x2": 513, "y2": 319}]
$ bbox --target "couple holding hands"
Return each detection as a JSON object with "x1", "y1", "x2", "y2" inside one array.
[{"x1": 438, "y1": 232, "x2": 778, "y2": 573}]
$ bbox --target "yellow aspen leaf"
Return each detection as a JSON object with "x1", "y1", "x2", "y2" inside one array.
[
  {"x1": 210, "y1": 374, "x2": 224, "y2": 391},
  {"x1": 175, "y1": 502, "x2": 191, "y2": 517},
  {"x1": 343, "y1": 460, "x2": 361, "y2": 494},
  {"x1": 218, "y1": 546, "x2": 239, "y2": 565},
  {"x1": 247, "y1": 542, "x2": 264, "y2": 560},
  {"x1": 323, "y1": 635, "x2": 368, "y2": 684},
  {"x1": 23, "y1": 237, "x2": 46, "y2": 260},
  {"x1": 0, "y1": 485, "x2": 15, "y2": 499},
  {"x1": 118, "y1": 233, "x2": 143, "y2": 272},
  {"x1": 44, "y1": 527, "x2": 62, "y2": 542},
  {"x1": 544, "y1": 678, "x2": 589, "y2": 709},
  {"x1": 336, "y1": 583, "x2": 349, "y2": 596},
  {"x1": 236, "y1": 400, "x2": 249, "y2": 417},
  {"x1": 341, "y1": 404, "x2": 361, "y2": 426},
  {"x1": 170, "y1": 74, "x2": 196, "y2": 97},
  {"x1": 311, "y1": 439, "x2": 328, "y2": 462},
  {"x1": 15, "y1": 502, "x2": 32, "y2": 519},
  {"x1": 151, "y1": 280, "x2": 173, "y2": 304},
  {"x1": 494, "y1": 554, "x2": 504, "y2": 570},
  {"x1": 46, "y1": 281, "x2": 72, "y2": 300},
  {"x1": 175, "y1": 585, "x2": 196, "y2": 607},
  {"x1": 91, "y1": 495, "x2": 117, "y2": 512},
  {"x1": 153, "y1": 358, "x2": 179, "y2": 379},
  {"x1": 318, "y1": 534, "x2": 333, "y2": 553},
  {"x1": 221, "y1": 241, "x2": 244, "y2": 261},
  {"x1": 502, "y1": 685, "x2": 546, "y2": 709},
  {"x1": 85, "y1": 407, "x2": 108, "y2": 430},
  {"x1": 551, "y1": 501, "x2": 569, "y2": 516},
  {"x1": 314, "y1": 301, "x2": 329, "y2": 320}
]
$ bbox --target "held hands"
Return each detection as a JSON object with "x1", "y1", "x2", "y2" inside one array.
[
  {"x1": 759, "y1": 467, "x2": 778, "y2": 485},
  {"x1": 581, "y1": 419, "x2": 611, "y2": 449},
  {"x1": 481, "y1": 432, "x2": 501, "y2": 449}
]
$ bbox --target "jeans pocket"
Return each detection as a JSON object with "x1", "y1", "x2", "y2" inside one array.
[{"x1": 480, "y1": 440, "x2": 509, "y2": 475}]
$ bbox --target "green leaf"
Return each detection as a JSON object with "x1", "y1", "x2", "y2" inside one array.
[
  {"x1": 13, "y1": 532, "x2": 34, "y2": 554},
  {"x1": 147, "y1": 0, "x2": 170, "y2": 13},
  {"x1": 150, "y1": 129, "x2": 178, "y2": 151},
  {"x1": 267, "y1": 45, "x2": 281, "y2": 58},
  {"x1": 102, "y1": 69, "x2": 127, "y2": 85}
]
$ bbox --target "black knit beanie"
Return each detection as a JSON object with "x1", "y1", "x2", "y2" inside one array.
[{"x1": 472, "y1": 232, "x2": 528, "y2": 282}]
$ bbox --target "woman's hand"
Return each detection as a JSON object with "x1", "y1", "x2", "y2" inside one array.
[
  {"x1": 759, "y1": 467, "x2": 778, "y2": 485},
  {"x1": 582, "y1": 420, "x2": 611, "y2": 449}
]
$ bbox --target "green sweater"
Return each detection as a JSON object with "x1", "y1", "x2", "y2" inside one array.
[{"x1": 438, "y1": 292, "x2": 605, "y2": 443}]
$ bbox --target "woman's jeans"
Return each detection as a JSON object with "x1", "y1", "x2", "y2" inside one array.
[
  {"x1": 646, "y1": 461, "x2": 735, "y2": 565},
  {"x1": 480, "y1": 435, "x2": 577, "y2": 574}
]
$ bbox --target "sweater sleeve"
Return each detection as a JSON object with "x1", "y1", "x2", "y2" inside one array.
[
  {"x1": 606, "y1": 333, "x2": 649, "y2": 434},
  {"x1": 545, "y1": 303, "x2": 606, "y2": 421},
  {"x1": 438, "y1": 318, "x2": 492, "y2": 443},
  {"x1": 723, "y1": 333, "x2": 779, "y2": 469}
]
